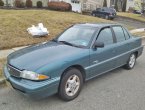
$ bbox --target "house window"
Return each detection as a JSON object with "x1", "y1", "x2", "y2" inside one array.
[{"x1": 71, "y1": 0, "x2": 80, "y2": 4}]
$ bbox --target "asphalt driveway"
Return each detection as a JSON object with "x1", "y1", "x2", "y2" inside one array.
[
  {"x1": 114, "y1": 16, "x2": 145, "y2": 29},
  {"x1": 0, "y1": 43, "x2": 145, "y2": 110}
]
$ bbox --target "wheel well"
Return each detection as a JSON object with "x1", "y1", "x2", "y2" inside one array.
[
  {"x1": 134, "y1": 51, "x2": 138, "y2": 57},
  {"x1": 61, "y1": 65, "x2": 86, "y2": 82}
]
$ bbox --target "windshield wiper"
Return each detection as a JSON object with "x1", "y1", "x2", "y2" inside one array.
[
  {"x1": 58, "y1": 41, "x2": 74, "y2": 46},
  {"x1": 59, "y1": 41, "x2": 85, "y2": 48},
  {"x1": 51, "y1": 39, "x2": 57, "y2": 42}
]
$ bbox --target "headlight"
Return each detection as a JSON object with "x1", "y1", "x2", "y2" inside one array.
[{"x1": 20, "y1": 70, "x2": 49, "y2": 81}]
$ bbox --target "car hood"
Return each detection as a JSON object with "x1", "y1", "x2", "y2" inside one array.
[{"x1": 8, "y1": 41, "x2": 84, "y2": 71}]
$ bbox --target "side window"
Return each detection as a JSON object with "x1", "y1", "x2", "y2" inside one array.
[
  {"x1": 101, "y1": 9, "x2": 105, "y2": 11},
  {"x1": 112, "y1": 26, "x2": 125, "y2": 42},
  {"x1": 122, "y1": 27, "x2": 130, "y2": 39},
  {"x1": 96, "y1": 8, "x2": 100, "y2": 11},
  {"x1": 97, "y1": 28, "x2": 113, "y2": 45}
]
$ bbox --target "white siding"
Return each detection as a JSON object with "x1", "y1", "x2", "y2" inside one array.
[
  {"x1": 82, "y1": 0, "x2": 103, "y2": 11},
  {"x1": 126, "y1": 0, "x2": 135, "y2": 11},
  {"x1": 63, "y1": 0, "x2": 81, "y2": 12}
]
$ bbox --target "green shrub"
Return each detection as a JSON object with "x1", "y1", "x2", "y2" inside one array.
[
  {"x1": 48, "y1": 1, "x2": 72, "y2": 11},
  {"x1": 15, "y1": 0, "x2": 25, "y2": 8},
  {"x1": 0, "y1": 0, "x2": 4, "y2": 6},
  {"x1": 26, "y1": 0, "x2": 32, "y2": 8},
  {"x1": 37, "y1": 1, "x2": 43, "y2": 8}
]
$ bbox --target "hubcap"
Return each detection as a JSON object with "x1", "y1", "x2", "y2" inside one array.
[
  {"x1": 129, "y1": 54, "x2": 136, "y2": 68},
  {"x1": 65, "y1": 75, "x2": 80, "y2": 97}
]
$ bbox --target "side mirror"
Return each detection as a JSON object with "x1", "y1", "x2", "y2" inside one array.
[{"x1": 93, "y1": 41, "x2": 104, "y2": 49}]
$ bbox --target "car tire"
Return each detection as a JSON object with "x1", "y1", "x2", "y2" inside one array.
[
  {"x1": 124, "y1": 53, "x2": 136, "y2": 70},
  {"x1": 105, "y1": 15, "x2": 109, "y2": 20},
  {"x1": 58, "y1": 68, "x2": 83, "y2": 101},
  {"x1": 110, "y1": 18, "x2": 114, "y2": 20},
  {"x1": 92, "y1": 13, "x2": 96, "y2": 17}
]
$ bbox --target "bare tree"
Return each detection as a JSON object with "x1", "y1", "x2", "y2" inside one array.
[
  {"x1": 114, "y1": 0, "x2": 119, "y2": 11},
  {"x1": 122, "y1": 0, "x2": 127, "y2": 12},
  {"x1": 103, "y1": 0, "x2": 107, "y2": 7}
]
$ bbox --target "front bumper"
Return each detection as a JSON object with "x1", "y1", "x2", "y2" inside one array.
[
  {"x1": 3, "y1": 66, "x2": 60, "y2": 99},
  {"x1": 109, "y1": 15, "x2": 116, "y2": 19}
]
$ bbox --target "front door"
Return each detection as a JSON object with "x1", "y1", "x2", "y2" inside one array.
[{"x1": 86, "y1": 27, "x2": 117, "y2": 78}]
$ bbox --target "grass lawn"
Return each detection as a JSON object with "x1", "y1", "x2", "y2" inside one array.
[
  {"x1": 118, "y1": 12, "x2": 145, "y2": 22},
  {"x1": 0, "y1": 59, "x2": 6, "y2": 78},
  {"x1": 0, "y1": 9, "x2": 114, "y2": 50}
]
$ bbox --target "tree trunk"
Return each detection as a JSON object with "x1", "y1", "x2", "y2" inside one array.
[
  {"x1": 115, "y1": 0, "x2": 118, "y2": 11},
  {"x1": 122, "y1": 0, "x2": 127, "y2": 12},
  {"x1": 103, "y1": 0, "x2": 107, "y2": 7}
]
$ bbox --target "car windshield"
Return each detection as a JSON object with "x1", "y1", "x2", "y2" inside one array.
[
  {"x1": 56, "y1": 26, "x2": 97, "y2": 48},
  {"x1": 102, "y1": 7, "x2": 116, "y2": 13}
]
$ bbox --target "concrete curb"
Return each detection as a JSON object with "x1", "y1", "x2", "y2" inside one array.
[
  {"x1": 0, "y1": 46, "x2": 27, "y2": 59},
  {"x1": 130, "y1": 28, "x2": 145, "y2": 34},
  {"x1": 0, "y1": 78, "x2": 6, "y2": 85},
  {"x1": 141, "y1": 36, "x2": 145, "y2": 40}
]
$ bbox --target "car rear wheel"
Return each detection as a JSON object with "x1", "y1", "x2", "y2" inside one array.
[
  {"x1": 105, "y1": 15, "x2": 109, "y2": 20},
  {"x1": 58, "y1": 68, "x2": 83, "y2": 101},
  {"x1": 124, "y1": 53, "x2": 136, "y2": 69}
]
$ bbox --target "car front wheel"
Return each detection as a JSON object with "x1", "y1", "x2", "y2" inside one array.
[
  {"x1": 105, "y1": 15, "x2": 109, "y2": 20},
  {"x1": 92, "y1": 13, "x2": 96, "y2": 17},
  {"x1": 58, "y1": 68, "x2": 83, "y2": 101},
  {"x1": 124, "y1": 53, "x2": 136, "y2": 69}
]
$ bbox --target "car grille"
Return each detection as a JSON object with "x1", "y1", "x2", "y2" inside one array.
[{"x1": 7, "y1": 64, "x2": 21, "y2": 77}]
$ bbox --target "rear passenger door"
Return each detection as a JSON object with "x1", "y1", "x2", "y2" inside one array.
[{"x1": 112, "y1": 26, "x2": 130, "y2": 67}]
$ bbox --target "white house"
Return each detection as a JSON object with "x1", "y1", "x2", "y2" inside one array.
[
  {"x1": 49, "y1": 0, "x2": 106, "y2": 13},
  {"x1": 2, "y1": 0, "x2": 48, "y2": 7},
  {"x1": 2, "y1": 0, "x2": 110, "y2": 12}
]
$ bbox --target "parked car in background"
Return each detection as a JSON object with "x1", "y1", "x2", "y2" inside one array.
[
  {"x1": 4, "y1": 23, "x2": 143, "y2": 101},
  {"x1": 133, "y1": 10, "x2": 143, "y2": 14},
  {"x1": 91, "y1": 7, "x2": 117, "y2": 20}
]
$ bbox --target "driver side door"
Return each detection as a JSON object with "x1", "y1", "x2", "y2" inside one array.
[{"x1": 87, "y1": 27, "x2": 117, "y2": 78}]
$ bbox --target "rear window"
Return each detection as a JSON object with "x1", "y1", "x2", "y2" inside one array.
[
  {"x1": 122, "y1": 28, "x2": 130, "y2": 39},
  {"x1": 112, "y1": 26, "x2": 126, "y2": 42},
  {"x1": 109, "y1": 8, "x2": 116, "y2": 13},
  {"x1": 102, "y1": 7, "x2": 116, "y2": 13}
]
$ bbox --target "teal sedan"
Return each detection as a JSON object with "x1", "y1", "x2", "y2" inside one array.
[{"x1": 4, "y1": 23, "x2": 143, "y2": 101}]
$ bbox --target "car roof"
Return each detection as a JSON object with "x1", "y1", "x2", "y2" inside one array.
[{"x1": 74, "y1": 23, "x2": 121, "y2": 28}]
